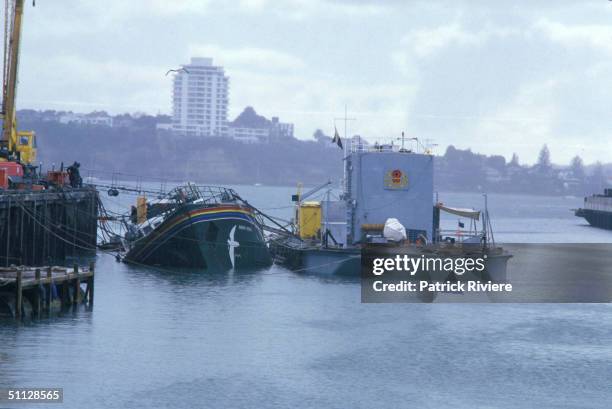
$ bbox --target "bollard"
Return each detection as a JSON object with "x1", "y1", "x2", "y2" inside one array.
[
  {"x1": 46, "y1": 267, "x2": 52, "y2": 313},
  {"x1": 15, "y1": 269, "x2": 22, "y2": 319},
  {"x1": 35, "y1": 268, "x2": 41, "y2": 318}
]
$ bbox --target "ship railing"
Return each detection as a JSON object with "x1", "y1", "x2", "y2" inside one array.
[
  {"x1": 347, "y1": 142, "x2": 398, "y2": 153},
  {"x1": 164, "y1": 184, "x2": 240, "y2": 207},
  {"x1": 346, "y1": 138, "x2": 435, "y2": 155},
  {"x1": 346, "y1": 141, "x2": 425, "y2": 154},
  {"x1": 435, "y1": 229, "x2": 485, "y2": 245},
  {"x1": 182, "y1": 185, "x2": 274, "y2": 232}
]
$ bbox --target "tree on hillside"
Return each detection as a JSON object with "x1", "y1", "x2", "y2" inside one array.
[
  {"x1": 537, "y1": 144, "x2": 551, "y2": 171},
  {"x1": 509, "y1": 153, "x2": 519, "y2": 167},
  {"x1": 589, "y1": 161, "x2": 606, "y2": 190},
  {"x1": 313, "y1": 129, "x2": 331, "y2": 143},
  {"x1": 486, "y1": 155, "x2": 506, "y2": 172},
  {"x1": 570, "y1": 155, "x2": 585, "y2": 180},
  {"x1": 231, "y1": 106, "x2": 270, "y2": 128}
]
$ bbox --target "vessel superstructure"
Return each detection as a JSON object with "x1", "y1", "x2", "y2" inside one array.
[{"x1": 269, "y1": 136, "x2": 511, "y2": 282}]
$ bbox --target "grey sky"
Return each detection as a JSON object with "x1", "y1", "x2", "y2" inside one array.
[{"x1": 13, "y1": 0, "x2": 612, "y2": 164}]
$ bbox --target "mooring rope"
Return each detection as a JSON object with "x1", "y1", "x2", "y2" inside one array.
[{"x1": 15, "y1": 196, "x2": 363, "y2": 277}]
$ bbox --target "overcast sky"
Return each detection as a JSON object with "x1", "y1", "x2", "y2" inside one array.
[{"x1": 13, "y1": 0, "x2": 612, "y2": 164}]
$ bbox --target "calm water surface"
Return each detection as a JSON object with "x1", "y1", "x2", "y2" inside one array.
[{"x1": 1, "y1": 187, "x2": 611, "y2": 408}]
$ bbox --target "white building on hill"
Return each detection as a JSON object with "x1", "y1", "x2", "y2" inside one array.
[{"x1": 171, "y1": 57, "x2": 229, "y2": 137}]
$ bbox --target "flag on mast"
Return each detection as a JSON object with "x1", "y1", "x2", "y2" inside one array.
[{"x1": 332, "y1": 127, "x2": 343, "y2": 149}]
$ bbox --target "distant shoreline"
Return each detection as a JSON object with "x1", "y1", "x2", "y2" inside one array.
[{"x1": 18, "y1": 114, "x2": 608, "y2": 198}]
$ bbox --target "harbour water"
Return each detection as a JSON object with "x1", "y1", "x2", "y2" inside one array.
[{"x1": 1, "y1": 187, "x2": 611, "y2": 408}]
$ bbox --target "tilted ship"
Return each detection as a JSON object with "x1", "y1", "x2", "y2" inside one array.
[
  {"x1": 269, "y1": 136, "x2": 511, "y2": 286},
  {"x1": 575, "y1": 188, "x2": 612, "y2": 230},
  {"x1": 118, "y1": 184, "x2": 272, "y2": 270}
]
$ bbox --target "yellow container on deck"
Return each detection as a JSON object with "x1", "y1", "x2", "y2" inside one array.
[
  {"x1": 136, "y1": 196, "x2": 147, "y2": 224},
  {"x1": 298, "y1": 201, "x2": 321, "y2": 239}
]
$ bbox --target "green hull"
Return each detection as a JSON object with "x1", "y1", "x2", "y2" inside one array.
[{"x1": 125, "y1": 203, "x2": 271, "y2": 270}]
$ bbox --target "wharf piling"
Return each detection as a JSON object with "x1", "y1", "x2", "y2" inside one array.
[
  {"x1": 0, "y1": 262, "x2": 95, "y2": 320},
  {"x1": 0, "y1": 187, "x2": 99, "y2": 266}
]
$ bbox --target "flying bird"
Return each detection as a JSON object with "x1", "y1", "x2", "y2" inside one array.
[{"x1": 165, "y1": 67, "x2": 189, "y2": 76}]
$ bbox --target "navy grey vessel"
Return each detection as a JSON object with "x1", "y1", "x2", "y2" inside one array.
[
  {"x1": 120, "y1": 184, "x2": 271, "y2": 270},
  {"x1": 575, "y1": 188, "x2": 612, "y2": 230},
  {"x1": 269, "y1": 137, "x2": 511, "y2": 283}
]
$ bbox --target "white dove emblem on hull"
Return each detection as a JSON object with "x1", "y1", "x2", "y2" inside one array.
[{"x1": 227, "y1": 225, "x2": 240, "y2": 268}]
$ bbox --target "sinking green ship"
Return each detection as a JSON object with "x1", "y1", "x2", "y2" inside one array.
[{"x1": 121, "y1": 184, "x2": 271, "y2": 270}]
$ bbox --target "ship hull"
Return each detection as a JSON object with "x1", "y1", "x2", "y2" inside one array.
[
  {"x1": 270, "y1": 239, "x2": 511, "y2": 284},
  {"x1": 575, "y1": 208, "x2": 612, "y2": 230},
  {"x1": 124, "y1": 204, "x2": 271, "y2": 270},
  {"x1": 270, "y1": 241, "x2": 361, "y2": 275}
]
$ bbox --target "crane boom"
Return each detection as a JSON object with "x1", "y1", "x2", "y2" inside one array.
[
  {"x1": 2, "y1": 0, "x2": 23, "y2": 141},
  {"x1": 0, "y1": 0, "x2": 36, "y2": 164},
  {"x1": 298, "y1": 180, "x2": 332, "y2": 203}
]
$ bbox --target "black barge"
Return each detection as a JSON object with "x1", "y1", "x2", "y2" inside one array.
[{"x1": 575, "y1": 188, "x2": 612, "y2": 230}]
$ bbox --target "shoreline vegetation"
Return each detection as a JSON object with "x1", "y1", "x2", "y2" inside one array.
[{"x1": 21, "y1": 110, "x2": 610, "y2": 196}]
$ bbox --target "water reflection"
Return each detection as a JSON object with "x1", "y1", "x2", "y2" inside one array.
[
  {"x1": 289, "y1": 269, "x2": 360, "y2": 285},
  {"x1": 120, "y1": 261, "x2": 271, "y2": 288}
]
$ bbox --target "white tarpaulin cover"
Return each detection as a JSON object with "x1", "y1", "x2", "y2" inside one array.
[
  {"x1": 436, "y1": 204, "x2": 480, "y2": 220},
  {"x1": 383, "y1": 218, "x2": 407, "y2": 242}
]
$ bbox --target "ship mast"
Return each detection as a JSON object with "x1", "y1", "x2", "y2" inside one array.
[{"x1": 334, "y1": 104, "x2": 355, "y2": 203}]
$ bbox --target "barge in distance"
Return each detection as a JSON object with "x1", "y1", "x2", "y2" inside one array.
[{"x1": 575, "y1": 188, "x2": 612, "y2": 230}]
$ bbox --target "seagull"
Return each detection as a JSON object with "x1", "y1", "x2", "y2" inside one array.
[{"x1": 165, "y1": 67, "x2": 189, "y2": 76}]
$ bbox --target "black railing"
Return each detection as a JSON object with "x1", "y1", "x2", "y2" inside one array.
[{"x1": 166, "y1": 184, "x2": 239, "y2": 206}]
